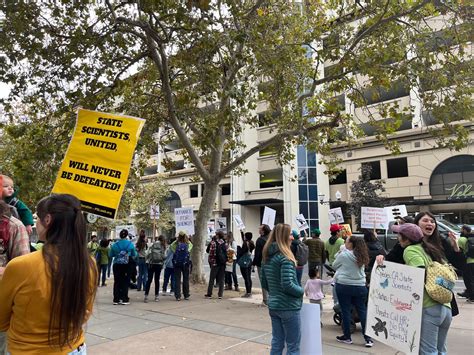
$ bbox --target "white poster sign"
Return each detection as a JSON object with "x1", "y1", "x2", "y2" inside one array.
[
  {"x1": 216, "y1": 217, "x2": 227, "y2": 232},
  {"x1": 385, "y1": 205, "x2": 408, "y2": 222},
  {"x1": 361, "y1": 207, "x2": 389, "y2": 229},
  {"x1": 233, "y1": 214, "x2": 245, "y2": 230},
  {"x1": 328, "y1": 207, "x2": 344, "y2": 224},
  {"x1": 300, "y1": 303, "x2": 322, "y2": 355},
  {"x1": 115, "y1": 224, "x2": 136, "y2": 239},
  {"x1": 295, "y1": 214, "x2": 309, "y2": 231},
  {"x1": 150, "y1": 204, "x2": 160, "y2": 219},
  {"x1": 207, "y1": 220, "x2": 216, "y2": 236},
  {"x1": 262, "y1": 206, "x2": 276, "y2": 230},
  {"x1": 366, "y1": 262, "x2": 424, "y2": 354},
  {"x1": 175, "y1": 207, "x2": 195, "y2": 236}
]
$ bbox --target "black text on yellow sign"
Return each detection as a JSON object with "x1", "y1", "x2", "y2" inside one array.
[{"x1": 52, "y1": 109, "x2": 145, "y2": 218}]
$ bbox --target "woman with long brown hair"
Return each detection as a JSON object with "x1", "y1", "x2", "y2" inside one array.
[
  {"x1": 135, "y1": 229, "x2": 148, "y2": 292},
  {"x1": 408, "y1": 212, "x2": 465, "y2": 355},
  {"x1": 260, "y1": 223, "x2": 304, "y2": 355},
  {"x1": 332, "y1": 236, "x2": 373, "y2": 348},
  {"x1": 0, "y1": 194, "x2": 97, "y2": 354}
]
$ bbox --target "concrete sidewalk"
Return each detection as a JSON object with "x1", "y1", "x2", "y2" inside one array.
[{"x1": 86, "y1": 285, "x2": 474, "y2": 354}]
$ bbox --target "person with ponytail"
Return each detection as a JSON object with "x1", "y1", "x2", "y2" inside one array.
[
  {"x1": 404, "y1": 212, "x2": 465, "y2": 355},
  {"x1": 260, "y1": 223, "x2": 304, "y2": 355},
  {"x1": 332, "y1": 236, "x2": 373, "y2": 348},
  {"x1": 0, "y1": 194, "x2": 97, "y2": 354}
]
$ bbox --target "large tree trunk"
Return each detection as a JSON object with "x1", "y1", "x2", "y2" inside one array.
[{"x1": 191, "y1": 181, "x2": 218, "y2": 283}]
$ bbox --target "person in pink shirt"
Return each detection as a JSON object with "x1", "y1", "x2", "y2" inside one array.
[{"x1": 304, "y1": 269, "x2": 333, "y2": 321}]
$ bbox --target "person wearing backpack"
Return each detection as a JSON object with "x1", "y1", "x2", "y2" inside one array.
[
  {"x1": 144, "y1": 235, "x2": 166, "y2": 302},
  {"x1": 404, "y1": 212, "x2": 465, "y2": 355},
  {"x1": 205, "y1": 231, "x2": 227, "y2": 299},
  {"x1": 457, "y1": 225, "x2": 473, "y2": 302},
  {"x1": 290, "y1": 230, "x2": 308, "y2": 286},
  {"x1": 170, "y1": 231, "x2": 192, "y2": 301},
  {"x1": 304, "y1": 228, "x2": 325, "y2": 280},
  {"x1": 109, "y1": 229, "x2": 137, "y2": 305}
]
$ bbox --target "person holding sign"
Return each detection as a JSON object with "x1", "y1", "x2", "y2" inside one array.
[
  {"x1": 260, "y1": 223, "x2": 304, "y2": 355},
  {"x1": 0, "y1": 194, "x2": 97, "y2": 354},
  {"x1": 332, "y1": 236, "x2": 373, "y2": 348}
]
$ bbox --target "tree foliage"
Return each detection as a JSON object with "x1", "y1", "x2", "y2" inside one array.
[
  {"x1": 1, "y1": 0, "x2": 472, "y2": 281},
  {"x1": 348, "y1": 164, "x2": 386, "y2": 229}
]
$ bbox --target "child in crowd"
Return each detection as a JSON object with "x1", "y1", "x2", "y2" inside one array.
[
  {"x1": 304, "y1": 268, "x2": 333, "y2": 322},
  {"x1": 1, "y1": 175, "x2": 34, "y2": 235}
]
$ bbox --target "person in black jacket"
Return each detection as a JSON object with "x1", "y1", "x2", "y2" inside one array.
[
  {"x1": 363, "y1": 230, "x2": 386, "y2": 283},
  {"x1": 238, "y1": 231, "x2": 255, "y2": 297},
  {"x1": 253, "y1": 224, "x2": 271, "y2": 305}
]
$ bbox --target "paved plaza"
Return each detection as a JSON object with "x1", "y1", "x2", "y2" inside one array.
[{"x1": 86, "y1": 283, "x2": 474, "y2": 354}]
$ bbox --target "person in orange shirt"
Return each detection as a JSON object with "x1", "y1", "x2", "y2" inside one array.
[{"x1": 0, "y1": 194, "x2": 97, "y2": 354}]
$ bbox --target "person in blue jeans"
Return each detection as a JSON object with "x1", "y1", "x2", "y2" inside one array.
[
  {"x1": 333, "y1": 235, "x2": 373, "y2": 348},
  {"x1": 260, "y1": 223, "x2": 304, "y2": 355},
  {"x1": 135, "y1": 230, "x2": 148, "y2": 291},
  {"x1": 162, "y1": 243, "x2": 175, "y2": 294}
]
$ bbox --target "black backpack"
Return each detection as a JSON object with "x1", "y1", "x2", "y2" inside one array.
[
  {"x1": 216, "y1": 241, "x2": 228, "y2": 265},
  {"x1": 466, "y1": 235, "x2": 474, "y2": 258}
]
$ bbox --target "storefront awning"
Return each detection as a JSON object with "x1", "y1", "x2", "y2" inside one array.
[{"x1": 229, "y1": 198, "x2": 283, "y2": 206}]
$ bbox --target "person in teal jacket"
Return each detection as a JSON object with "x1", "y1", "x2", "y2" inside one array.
[{"x1": 260, "y1": 223, "x2": 304, "y2": 355}]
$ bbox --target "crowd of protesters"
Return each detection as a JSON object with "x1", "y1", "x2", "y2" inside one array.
[{"x1": 0, "y1": 172, "x2": 473, "y2": 354}]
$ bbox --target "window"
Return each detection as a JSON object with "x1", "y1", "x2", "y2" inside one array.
[
  {"x1": 260, "y1": 170, "x2": 283, "y2": 189},
  {"x1": 362, "y1": 161, "x2": 381, "y2": 180},
  {"x1": 330, "y1": 170, "x2": 347, "y2": 185},
  {"x1": 387, "y1": 158, "x2": 409, "y2": 178},
  {"x1": 189, "y1": 185, "x2": 198, "y2": 198},
  {"x1": 221, "y1": 184, "x2": 231, "y2": 196}
]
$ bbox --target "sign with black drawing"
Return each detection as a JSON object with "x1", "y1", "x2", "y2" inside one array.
[{"x1": 366, "y1": 261, "x2": 424, "y2": 354}]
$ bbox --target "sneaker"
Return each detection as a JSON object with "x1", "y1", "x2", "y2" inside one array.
[
  {"x1": 336, "y1": 335, "x2": 352, "y2": 344},
  {"x1": 101, "y1": 283, "x2": 107, "y2": 287},
  {"x1": 176, "y1": 297, "x2": 181, "y2": 301},
  {"x1": 122, "y1": 301, "x2": 130, "y2": 305},
  {"x1": 184, "y1": 297, "x2": 190, "y2": 300},
  {"x1": 457, "y1": 291, "x2": 468, "y2": 298},
  {"x1": 144, "y1": 296, "x2": 148, "y2": 303},
  {"x1": 113, "y1": 301, "x2": 121, "y2": 305},
  {"x1": 467, "y1": 298, "x2": 474, "y2": 303},
  {"x1": 155, "y1": 296, "x2": 159, "y2": 302},
  {"x1": 365, "y1": 338, "x2": 374, "y2": 348},
  {"x1": 218, "y1": 296, "x2": 223, "y2": 299},
  {"x1": 204, "y1": 294, "x2": 212, "y2": 299},
  {"x1": 234, "y1": 286, "x2": 239, "y2": 292},
  {"x1": 241, "y1": 293, "x2": 250, "y2": 298}
]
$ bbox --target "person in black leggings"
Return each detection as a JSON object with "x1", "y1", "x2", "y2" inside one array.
[{"x1": 239, "y1": 231, "x2": 255, "y2": 298}]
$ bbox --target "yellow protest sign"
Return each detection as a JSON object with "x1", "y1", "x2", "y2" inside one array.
[{"x1": 52, "y1": 109, "x2": 145, "y2": 218}]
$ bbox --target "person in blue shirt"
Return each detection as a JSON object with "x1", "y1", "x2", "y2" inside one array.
[{"x1": 109, "y1": 229, "x2": 137, "y2": 305}]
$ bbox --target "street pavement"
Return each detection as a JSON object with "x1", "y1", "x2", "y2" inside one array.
[{"x1": 86, "y1": 280, "x2": 474, "y2": 354}]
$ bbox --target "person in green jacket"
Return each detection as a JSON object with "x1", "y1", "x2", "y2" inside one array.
[
  {"x1": 260, "y1": 223, "x2": 304, "y2": 355},
  {"x1": 325, "y1": 224, "x2": 345, "y2": 266},
  {"x1": 96, "y1": 239, "x2": 110, "y2": 287},
  {"x1": 458, "y1": 225, "x2": 474, "y2": 302},
  {"x1": 1, "y1": 175, "x2": 34, "y2": 235}
]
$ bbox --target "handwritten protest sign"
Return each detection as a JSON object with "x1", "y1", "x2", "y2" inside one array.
[
  {"x1": 262, "y1": 206, "x2": 276, "y2": 230},
  {"x1": 233, "y1": 215, "x2": 245, "y2": 230},
  {"x1": 175, "y1": 207, "x2": 195, "y2": 236},
  {"x1": 385, "y1": 205, "x2": 408, "y2": 221},
  {"x1": 216, "y1": 217, "x2": 227, "y2": 232},
  {"x1": 361, "y1": 207, "x2": 389, "y2": 229},
  {"x1": 150, "y1": 205, "x2": 160, "y2": 219},
  {"x1": 115, "y1": 224, "x2": 136, "y2": 239},
  {"x1": 207, "y1": 220, "x2": 216, "y2": 236},
  {"x1": 328, "y1": 207, "x2": 344, "y2": 224},
  {"x1": 295, "y1": 214, "x2": 309, "y2": 231},
  {"x1": 52, "y1": 109, "x2": 145, "y2": 218},
  {"x1": 366, "y1": 261, "x2": 424, "y2": 354}
]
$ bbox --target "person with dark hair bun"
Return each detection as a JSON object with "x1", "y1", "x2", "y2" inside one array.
[
  {"x1": 332, "y1": 236, "x2": 373, "y2": 348},
  {"x1": 0, "y1": 194, "x2": 97, "y2": 354}
]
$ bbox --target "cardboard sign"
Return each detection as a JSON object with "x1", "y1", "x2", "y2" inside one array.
[
  {"x1": 233, "y1": 214, "x2": 245, "y2": 230},
  {"x1": 295, "y1": 214, "x2": 309, "y2": 231},
  {"x1": 175, "y1": 207, "x2": 195, "y2": 236},
  {"x1": 207, "y1": 220, "x2": 216, "y2": 236},
  {"x1": 216, "y1": 217, "x2": 227, "y2": 232},
  {"x1": 115, "y1": 224, "x2": 136, "y2": 239},
  {"x1": 52, "y1": 109, "x2": 145, "y2": 218},
  {"x1": 361, "y1": 207, "x2": 389, "y2": 229},
  {"x1": 300, "y1": 303, "x2": 322, "y2": 354},
  {"x1": 262, "y1": 206, "x2": 276, "y2": 230},
  {"x1": 150, "y1": 205, "x2": 160, "y2": 219},
  {"x1": 385, "y1": 205, "x2": 408, "y2": 221},
  {"x1": 328, "y1": 207, "x2": 344, "y2": 224},
  {"x1": 366, "y1": 262, "x2": 424, "y2": 354}
]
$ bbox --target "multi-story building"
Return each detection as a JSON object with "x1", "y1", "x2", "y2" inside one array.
[{"x1": 143, "y1": 11, "x2": 473, "y2": 238}]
